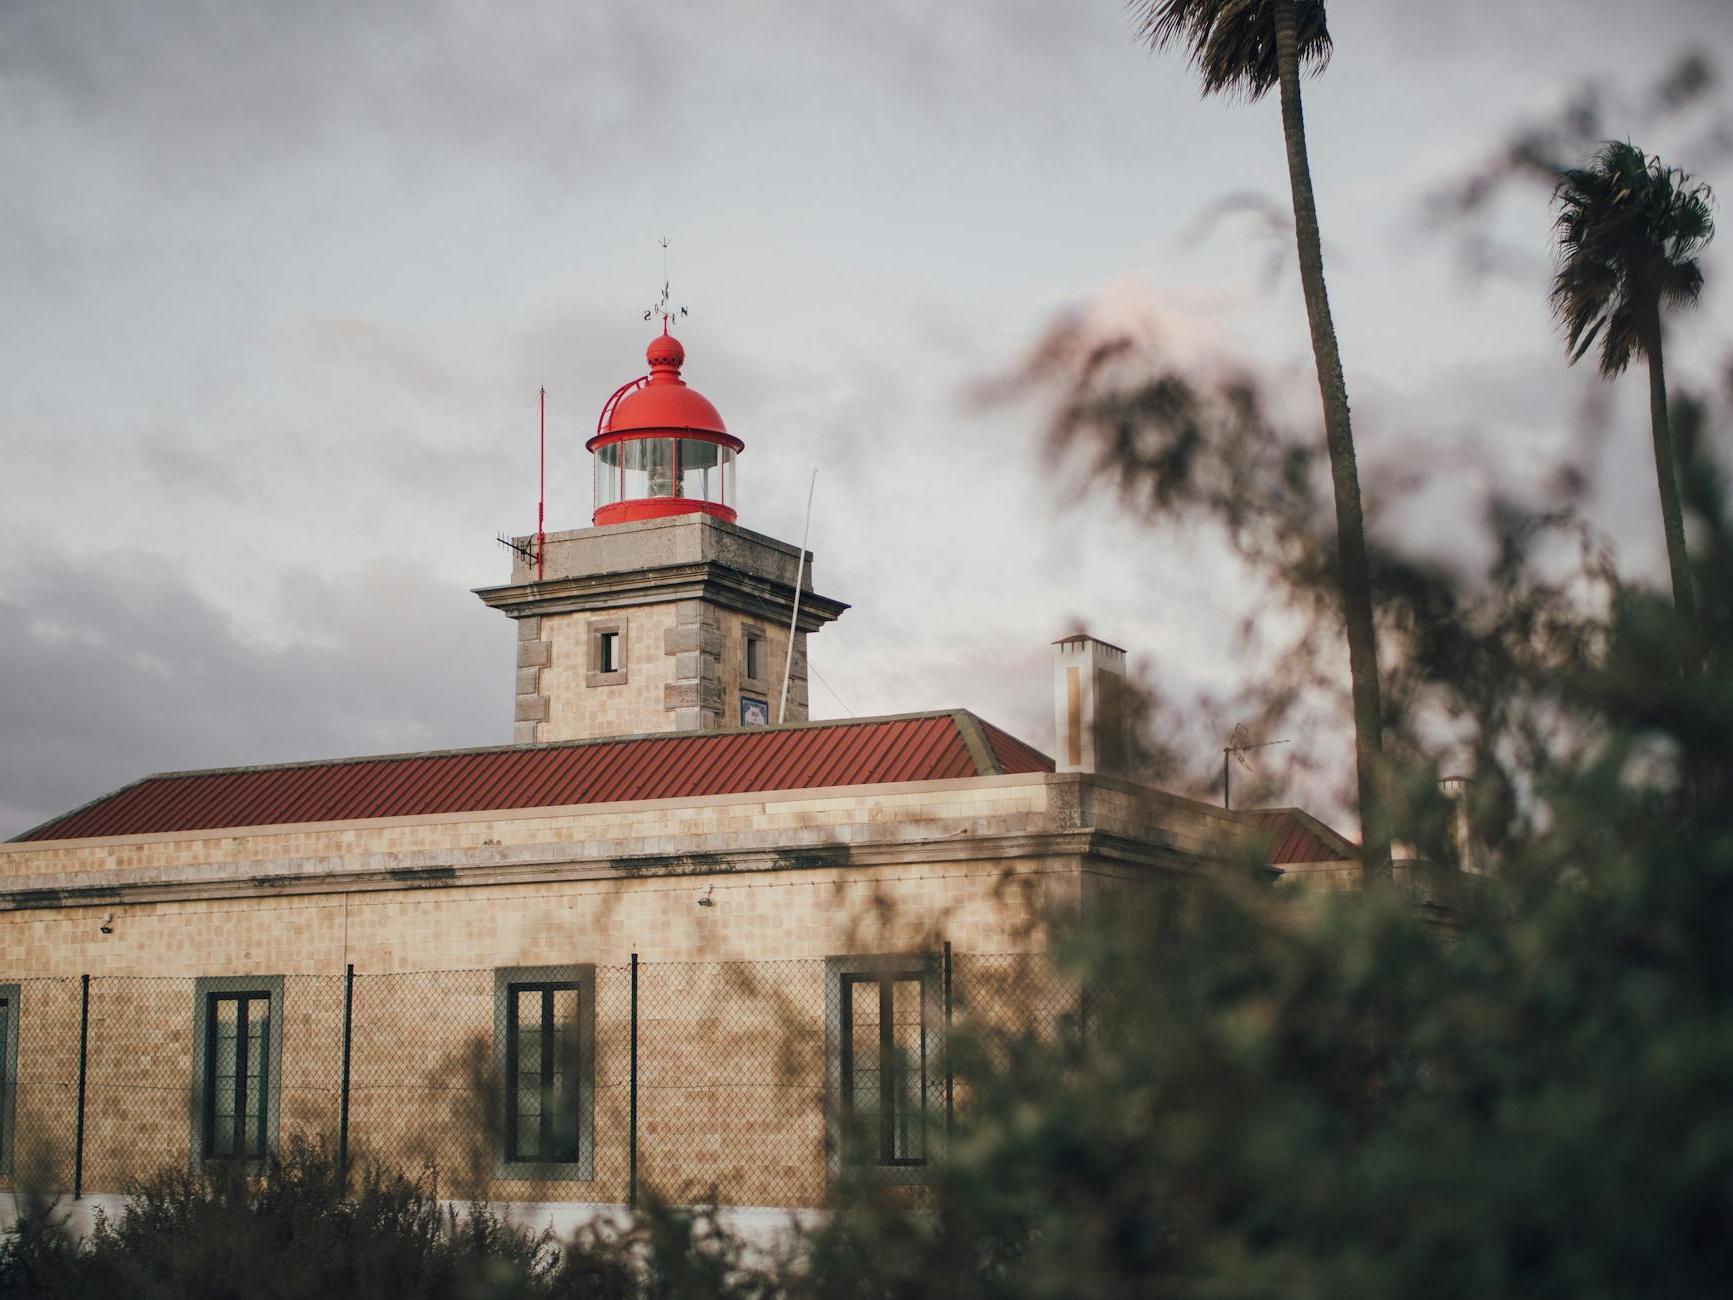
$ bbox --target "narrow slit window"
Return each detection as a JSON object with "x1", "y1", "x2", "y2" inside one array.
[
  {"x1": 505, "y1": 981, "x2": 582, "y2": 1164},
  {"x1": 202, "y1": 991, "x2": 273, "y2": 1159},
  {"x1": 839, "y1": 971, "x2": 930, "y2": 1166},
  {"x1": 597, "y1": 631, "x2": 620, "y2": 675}
]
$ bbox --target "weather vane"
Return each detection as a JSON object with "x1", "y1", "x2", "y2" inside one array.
[{"x1": 643, "y1": 236, "x2": 689, "y2": 329}]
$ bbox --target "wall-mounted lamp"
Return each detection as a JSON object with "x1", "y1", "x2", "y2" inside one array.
[
  {"x1": 696, "y1": 884, "x2": 715, "y2": 908},
  {"x1": 99, "y1": 911, "x2": 115, "y2": 935}
]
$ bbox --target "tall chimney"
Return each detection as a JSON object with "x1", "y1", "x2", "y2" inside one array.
[
  {"x1": 1439, "y1": 775, "x2": 1483, "y2": 873},
  {"x1": 1052, "y1": 634, "x2": 1129, "y2": 777}
]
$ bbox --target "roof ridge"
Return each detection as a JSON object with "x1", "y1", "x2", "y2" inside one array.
[
  {"x1": 974, "y1": 714, "x2": 1055, "y2": 765},
  {"x1": 1244, "y1": 806, "x2": 1359, "y2": 858},
  {"x1": 949, "y1": 710, "x2": 1003, "y2": 777},
  {"x1": 7, "y1": 773, "x2": 159, "y2": 844}
]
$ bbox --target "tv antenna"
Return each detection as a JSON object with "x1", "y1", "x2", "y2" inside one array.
[
  {"x1": 643, "y1": 236, "x2": 689, "y2": 330},
  {"x1": 1222, "y1": 723, "x2": 1289, "y2": 810},
  {"x1": 497, "y1": 532, "x2": 538, "y2": 565}
]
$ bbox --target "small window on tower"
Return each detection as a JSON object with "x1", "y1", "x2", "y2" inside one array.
[
  {"x1": 586, "y1": 621, "x2": 628, "y2": 687},
  {"x1": 742, "y1": 625, "x2": 768, "y2": 691}
]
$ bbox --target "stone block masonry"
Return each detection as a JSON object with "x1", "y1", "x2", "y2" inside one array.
[
  {"x1": 476, "y1": 515, "x2": 845, "y2": 743},
  {"x1": 514, "y1": 617, "x2": 552, "y2": 744}
]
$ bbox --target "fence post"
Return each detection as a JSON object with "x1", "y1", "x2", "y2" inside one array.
[
  {"x1": 943, "y1": 942, "x2": 954, "y2": 1140},
  {"x1": 73, "y1": 974, "x2": 90, "y2": 1199},
  {"x1": 338, "y1": 963, "x2": 354, "y2": 1185},
  {"x1": 1079, "y1": 981, "x2": 1091, "y2": 1054},
  {"x1": 628, "y1": 953, "x2": 639, "y2": 1211}
]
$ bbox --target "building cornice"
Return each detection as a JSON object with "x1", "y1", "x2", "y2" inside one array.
[
  {"x1": 474, "y1": 561, "x2": 848, "y2": 631},
  {"x1": 0, "y1": 828, "x2": 1205, "y2": 912}
]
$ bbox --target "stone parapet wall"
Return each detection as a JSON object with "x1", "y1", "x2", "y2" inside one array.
[{"x1": 0, "y1": 775, "x2": 1061, "y2": 886}]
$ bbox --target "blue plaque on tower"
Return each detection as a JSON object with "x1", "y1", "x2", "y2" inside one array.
[{"x1": 740, "y1": 696, "x2": 770, "y2": 727}]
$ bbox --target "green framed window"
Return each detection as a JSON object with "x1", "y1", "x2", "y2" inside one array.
[
  {"x1": 825, "y1": 954, "x2": 944, "y2": 1181},
  {"x1": 191, "y1": 976, "x2": 283, "y2": 1163},
  {"x1": 840, "y1": 971, "x2": 931, "y2": 1166},
  {"x1": 0, "y1": 983, "x2": 18, "y2": 1176},
  {"x1": 493, "y1": 966, "x2": 594, "y2": 1180}
]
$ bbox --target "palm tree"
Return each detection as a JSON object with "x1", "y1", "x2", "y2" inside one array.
[
  {"x1": 1131, "y1": 0, "x2": 1389, "y2": 882},
  {"x1": 1552, "y1": 141, "x2": 1715, "y2": 647}
]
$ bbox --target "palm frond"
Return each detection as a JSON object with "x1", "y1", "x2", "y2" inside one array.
[
  {"x1": 1599, "y1": 301, "x2": 1643, "y2": 378},
  {"x1": 1130, "y1": 0, "x2": 1331, "y2": 101},
  {"x1": 1550, "y1": 140, "x2": 1717, "y2": 374},
  {"x1": 1659, "y1": 259, "x2": 1705, "y2": 312}
]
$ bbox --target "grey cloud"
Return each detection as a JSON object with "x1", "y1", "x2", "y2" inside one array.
[
  {"x1": 0, "y1": 551, "x2": 510, "y2": 838},
  {"x1": 0, "y1": 2, "x2": 665, "y2": 185},
  {"x1": 0, "y1": 0, "x2": 1130, "y2": 203},
  {"x1": 304, "y1": 317, "x2": 492, "y2": 410}
]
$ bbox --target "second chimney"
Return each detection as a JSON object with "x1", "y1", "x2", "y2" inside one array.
[{"x1": 1052, "y1": 634, "x2": 1129, "y2": 777}]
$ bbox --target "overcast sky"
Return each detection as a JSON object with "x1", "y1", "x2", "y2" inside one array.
[{"x1": 4, "y1": 0, "x2": 1731, "y2": 838}]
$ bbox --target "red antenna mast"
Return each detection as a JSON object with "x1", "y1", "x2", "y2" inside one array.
[{"x1": 536, "y1": 386, "x2": 546, "y2": 581}]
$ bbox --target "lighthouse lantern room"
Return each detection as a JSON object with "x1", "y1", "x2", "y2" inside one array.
[{"x1": 587, "y1": 329, "x2": 742, "y2": 527}]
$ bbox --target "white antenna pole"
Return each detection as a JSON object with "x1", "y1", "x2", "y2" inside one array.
[{"x1": 778, "y1": 470, "x2": 817, "y2": 724}]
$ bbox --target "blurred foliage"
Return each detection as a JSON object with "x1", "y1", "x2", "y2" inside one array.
[
  {"x1": 0, "y1": 1138, "x2": 762, "y2": 1300},
  {"x1": 777, "y1": 380, "x2": 1733, "y2": 1297}
]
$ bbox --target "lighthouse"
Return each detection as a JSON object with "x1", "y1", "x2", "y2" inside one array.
[
  {"x1": 589, "y1": 328, "x2": 743, "y2": 527},
  {"x1": 476, "y1": 326, "x2": 847, "y2": 743}
]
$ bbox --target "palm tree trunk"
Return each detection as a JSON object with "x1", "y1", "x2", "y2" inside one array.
[
  {"x1": 1272, "y1": 0, "x2": 1389, "y2": 884},
  {"x1": 1643, "y1": 316, "x2": 1698, "y2": 654}
]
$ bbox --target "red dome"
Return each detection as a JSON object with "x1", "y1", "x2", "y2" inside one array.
[{"x1": 594, "y1": 331, "x2": 731, "y2": 441}]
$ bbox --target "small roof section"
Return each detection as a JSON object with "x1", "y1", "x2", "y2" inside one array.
[
  {"x1": 14, "y1": 712, "x2": 1054, "y2": 843},
  {"x1": 1246, "y1": 807, "x2": 1358, "y2": 865}
]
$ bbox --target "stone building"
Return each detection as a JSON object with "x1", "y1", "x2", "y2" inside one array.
[{"x1": 0, "y1": 327, "x2": 1344, "y2": 1219}]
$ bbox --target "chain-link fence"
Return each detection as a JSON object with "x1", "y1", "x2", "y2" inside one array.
[{"x1": 0, "y1": 952, "x2": 1079, "y2": 1210}]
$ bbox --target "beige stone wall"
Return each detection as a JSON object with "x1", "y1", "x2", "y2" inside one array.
[
  {"x1": 540, "y1": 602, "x2": 681, "y2": 740},
  {"x1": 0, "y1": 857, "x2": 1076, "y2": 1205},
  {"x1": 0, "y1": 771, "x2": 1229, "y2": 1206},
  {"x1": 1081, "y1": 777, "x2": 1254, "y2": 862},
  {"x1": 715, "y1": 607, "x2": 805, "y2": 725},
  {"x1": 0, "y1": 855, "x2": 1073, "y2": 976},
  {"x1": 528, "y1": 600, "x2": 809, "y2": 739},
  {"x1": 4, "y1": 977, "x2": 81, "y2": 1191}
]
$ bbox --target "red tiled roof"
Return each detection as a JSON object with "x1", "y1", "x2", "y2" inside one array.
[
  {"x1": 980, "y1": 718, "x2": 1053, "y2": 777},
  {"x1": 1248, "y1": 808, "x2": 1356, "y2": 865},
  {"x1": 15, "y1": 712, "x2": 1055, "y2": 843}
]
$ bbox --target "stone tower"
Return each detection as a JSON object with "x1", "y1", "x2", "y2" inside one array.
[{"x1": 475, "y1": 329, "x2": 847, "y2": 743}]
